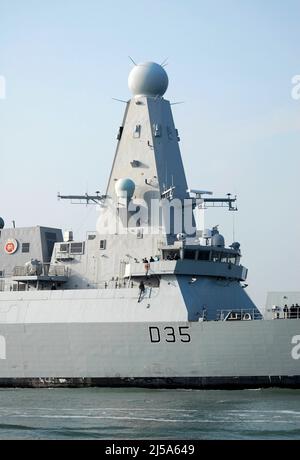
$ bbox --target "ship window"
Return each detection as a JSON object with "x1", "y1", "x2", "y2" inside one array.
[
  {"x1": 228, "y1": 256, "x2": 237, "y2": 265},
  {"x1": 45, "y1": 232, "x2": 57, "y2": 241},
  {"x1": 117, "y1": 126, "x2": 123, "y2": 140},
  {"x1": 100, "y1": 239, "x2": 107, "y2": 250},
  {"x1": 184, "y1": 250, "x2": 196, "y2": 260},
  {"x1": 59, "y1": 243, "x2": 69, "y2": 253},
  {"x1": 198, "y1": 251, "x2": 210, "y2": 261},
  {"x1": 70, "y1": 242, "x2": 84, "y2": 254},
  {"x1": 153, "y1": 123, "x2": 162, "y2": 137},
  {"x1": 130, "y1": 160, "x2": 141, "y2": 168},
  {"x1": 45, "y1": 233, "x2": 57, "y2": 257},
  {"x1": 22, "y1": 243, "x2": 30, "y2": 253},
  {"x1": 133, "y1": 124, "x2": 141, "y2": 138},
  {"x1": 0, "y1": 270, "x2": 3, "y2": 278},
  {"x1": 212, "y1": 252, "x2": 221, "y2": 262}
]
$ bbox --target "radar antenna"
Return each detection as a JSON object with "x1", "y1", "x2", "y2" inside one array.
[
  {"x1": 128, "y1": 56, "x2": 137, "y2": 66},
  {"x1": 161, "y1": 185, "x2": 176, "y2": 200},
  {"x1": 57, "y1": 191, "x2": 107, "y2": 205},
  {"x1": 112, "y1": 97, "x2": 128, "y2": 104},
  {"x1": 188, "y1": 190, "x2": 238, "y2": 211},
  {"x1": 160, "y1": 58, "x2": 169, "y2": 67}
]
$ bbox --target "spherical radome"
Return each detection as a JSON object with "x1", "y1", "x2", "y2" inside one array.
[
  {"x1": 115, "y1": 178, "x2": 135, "y2": 199},
  {"x1": 128, "y1": 62, "x2": 169, "y2": 97},
  {"x1": 0, "y1": 217, "x2": 4, "y2": 229}
]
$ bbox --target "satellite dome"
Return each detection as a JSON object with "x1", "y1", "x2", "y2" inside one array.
[
  {"x1": 115, "y1": 178, "x2": 135, "y2": 200},
  {"x1": 128, "y1": 62, "x2": 169, "y2": 97},
  {"x1": 211, "y1": 233, "x2": 225, "y2": 248},
  {"x1": 0, "y1": 217, "x2": 4, "y2": 229}
]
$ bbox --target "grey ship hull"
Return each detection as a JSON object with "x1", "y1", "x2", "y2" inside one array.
[
  {"x1": 0, "y1": 291, "x2": 299, "y2": 389},
  {"x1": 3, "y1": 62, "x2": 296, "y2": 389}
]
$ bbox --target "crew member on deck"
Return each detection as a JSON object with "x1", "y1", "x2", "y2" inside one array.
[{"x1": 138, "y1": 281, "x2": 145, "y2": 303}]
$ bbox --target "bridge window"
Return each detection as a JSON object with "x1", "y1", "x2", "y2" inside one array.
[
  {"x1": 197, "y1": 251, "x2": 210, "y2": 261},
  {"x1": 45, "y1": 232, "x2": 57, "y2": 257},
  {"x1": 212, "y1": 252, "x2": 221, "y2": 262},
  {"x1": 228, "y1": 256, "x2": 237, "y2": 264},
  {"x1": 184, "y1": 250, "x2": 196, "y2": 260}
]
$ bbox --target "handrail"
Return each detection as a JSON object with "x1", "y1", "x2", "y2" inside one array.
[
  {"x1": 13, "y1": 264, "x2": 69, "y2": 277},
  {"x1": 217, "y1": 309, "x2": 263, "y2": 321}
]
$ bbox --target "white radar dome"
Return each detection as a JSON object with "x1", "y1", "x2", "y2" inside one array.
[
  {"x1": 115, "y1": 178, "x2": 135, "y2": 200},
  {"x1": 128, "y1": 62, "x2": 169, "y2": 97}
]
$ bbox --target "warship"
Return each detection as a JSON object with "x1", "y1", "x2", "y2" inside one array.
[{"x1": 0, "y1": 61, "x2": 299, "y2": 389}]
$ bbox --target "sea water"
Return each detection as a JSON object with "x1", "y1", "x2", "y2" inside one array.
[{"x1": 0, "y1": 388, "x2": 299, "y2": 439}]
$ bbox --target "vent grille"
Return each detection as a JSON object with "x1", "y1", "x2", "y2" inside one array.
[{"x1": 70, "y1": 242, "x2": 84, "y2": 254}]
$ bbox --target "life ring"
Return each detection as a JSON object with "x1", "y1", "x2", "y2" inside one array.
[
  {"x1": 243, "y1": 313, "x2": 252, "y2": 321},
  {"x1": 4, "y1": 239, "x2": 18, "y2": 255}
]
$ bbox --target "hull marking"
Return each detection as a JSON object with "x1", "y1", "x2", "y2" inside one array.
[{"x1": 149, "y1": 326, "x2": 191, "y2": 343}]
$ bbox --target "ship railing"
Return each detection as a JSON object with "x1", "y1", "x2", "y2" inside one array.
[
  {"x1": 286, "y1": 310, "x2": 300, "y2": 319},
  {"x1": 13, "y1": 264, "x2": 69, "y2": 278},
  {"x1": 274, "y1": 308, "x2": 300, "y2": 320},
  {"x1": 217, "y1": 309, "x2": 263, "y2": 321},
  {"x1": 86, "y1": 279, "x2": 158, "y2": 290},
  {"x1": 48, "y1": 264, "x2": 69, "y2": 277},
  {"x1": 93, "y1": 280, "x2": 138, "y2": 289}
]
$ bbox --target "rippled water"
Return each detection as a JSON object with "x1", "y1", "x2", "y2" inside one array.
[{"x1": 0, "y1": 388, "x2": 299, "y2": 439}]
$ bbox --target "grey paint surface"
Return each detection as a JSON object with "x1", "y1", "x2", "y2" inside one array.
[
  {"x1": 0, "y1": 63, "x2": 299, "y2": 388},
  {"x1": 0, "y1": 317, "x2": 299, "y2": 380}
]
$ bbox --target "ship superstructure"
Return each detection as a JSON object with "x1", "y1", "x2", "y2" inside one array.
[{"x1": 0, "y1": 62, "x2": 299, "y2": 388}]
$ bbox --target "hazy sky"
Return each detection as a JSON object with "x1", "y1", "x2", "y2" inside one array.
[{"x1": 0, "y1": 0, "x2": 300, "y2": 306}]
